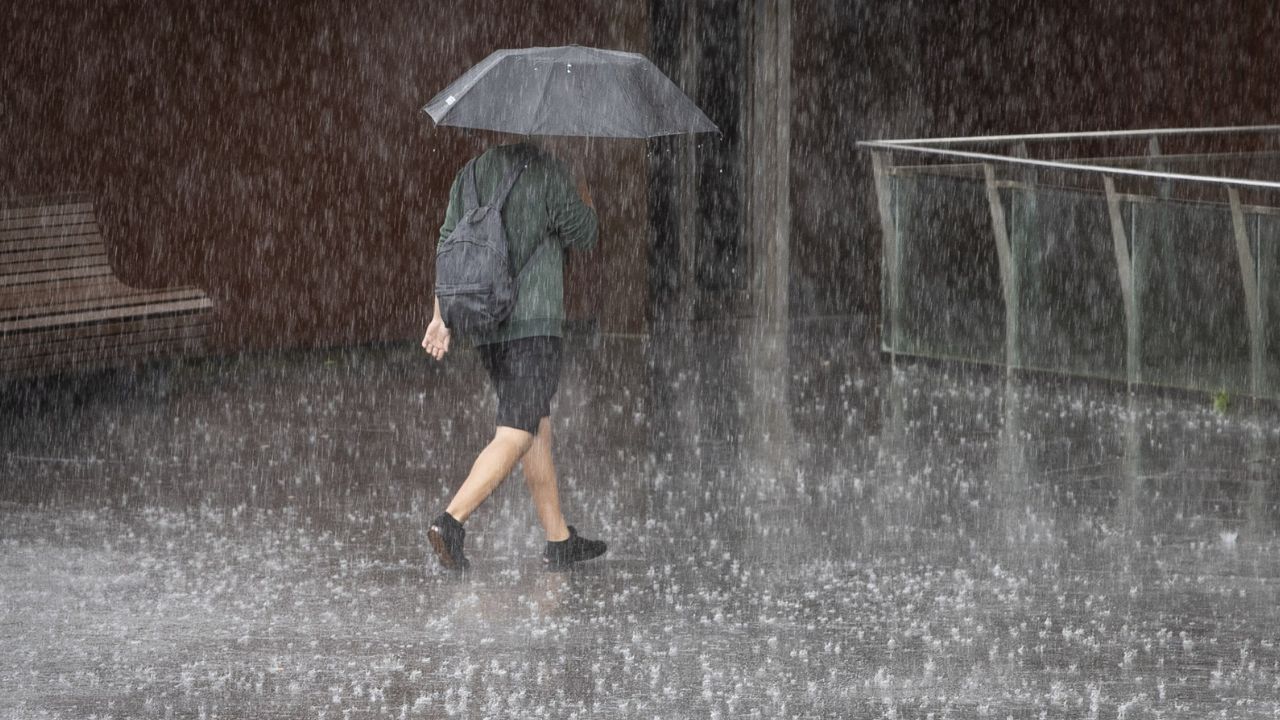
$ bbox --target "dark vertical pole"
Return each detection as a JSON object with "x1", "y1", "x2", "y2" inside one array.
[
  {"x1": 649, "y1": 0, "x2": 748, "y2": 323},
  {"x1": 676, "y1": 1, "x2": 700, "y2": 319},
  {"x1": 647, "y1": 0, "x2": 683, "y2": 324},
  {"x1": 745, "y1": 0, "x2": 794, "y2": 481},
  {"x1": 745, "y1": 0, "x2": 791, "y2": 327}
]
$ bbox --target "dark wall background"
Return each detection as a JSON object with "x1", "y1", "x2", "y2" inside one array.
[
  {"x1": 5, "y1": 1, "x2": 1280, "y2": 353},
  {"x1": 0, "y1": 0, "x2": 648, "y2": 354},
  {"x1": 647, "y1": 0, "x2": 749, "y2": 322}
]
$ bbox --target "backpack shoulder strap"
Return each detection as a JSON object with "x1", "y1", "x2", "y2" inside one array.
[
  {"x1": 491, "y1": 151, "x2": 531, "y2": 209},
  {"x1": 462, "y1": 159, "x2": 480, "y2": 211},
  {"x1": 502, "y1": 148, "x2": 549, "y2": 279},
  {"x1": 514, "y1": 237, "x2": 554, "y2": 280}
]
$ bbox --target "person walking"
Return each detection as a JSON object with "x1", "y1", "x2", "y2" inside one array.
[{"x1": 421, "y1": 140, "x2": 607, "y2": 571}]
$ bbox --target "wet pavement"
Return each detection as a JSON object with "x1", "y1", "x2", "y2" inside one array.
[{"x1": 2, "y1": 318, "x2": 1280, "y2": 718}]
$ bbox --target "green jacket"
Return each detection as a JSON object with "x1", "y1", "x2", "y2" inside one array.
[{"x1": 437, "y1": 142, "x2": 598, "y2": 345}]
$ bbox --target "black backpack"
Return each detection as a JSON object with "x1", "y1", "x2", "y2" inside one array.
[{"x1": 434, "y1": 153, "x2": 546, "y2": 335}]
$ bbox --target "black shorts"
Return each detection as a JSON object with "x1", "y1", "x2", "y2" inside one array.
[{"x1": 476, "y1": 336, "x2": 562, "y2": 434}]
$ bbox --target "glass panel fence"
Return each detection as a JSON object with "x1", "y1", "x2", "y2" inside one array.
[
  {"x1": 888, "y1": 170, "x2": 1004, "y2": 365},
  {"x1": 870, "y1": 129, "x2": 1280, "y2": 400},
  {"x1": 1009, "y1": 183, "x2": 1127, "y2": 382},
  {"x1": 1131, "y1": 198, "x2": 1253, "y2": 396},
  {"x1": 883, "y1": 171, "x2": 1280, "y2": 399},
  {"x1": 1260, "y1": 213, "x2": 1280, "y2": 398}
]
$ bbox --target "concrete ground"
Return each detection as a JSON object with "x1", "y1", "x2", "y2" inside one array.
[{"x1": 2, "y1": 319, "x2": 1279, "y2": 718}]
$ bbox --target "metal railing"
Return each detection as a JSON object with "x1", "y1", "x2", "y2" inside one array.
[{"x1": 859, "y1": 126, "x2": 1280, "y2": 399}]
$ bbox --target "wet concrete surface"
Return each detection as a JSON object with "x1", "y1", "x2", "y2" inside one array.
[{"x1": 2, "y1": 318, "x2": 1280, "y2": 718}]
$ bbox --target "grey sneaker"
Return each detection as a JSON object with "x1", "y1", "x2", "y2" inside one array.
[
  {"x1": 543, "y1": 526, "x2": 606, "y2": 569},
  {"x1": 427, "y1": 512, "x2": 470, "y2": 571}
]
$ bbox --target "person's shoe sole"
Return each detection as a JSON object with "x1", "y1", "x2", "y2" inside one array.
[
  {"x1": 427, "y1": 524, "x2": 468, "y2": 571},
  {"x1": 543, "y1": 539, "x2": 606, "y2": 569},
  {"x1": 544, "y1": 557, "x2": 602, "y2": 570},
  {"x1": 544, "y1": 556, "x2": 605, "y2": 570}
]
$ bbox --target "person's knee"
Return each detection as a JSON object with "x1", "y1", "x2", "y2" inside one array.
[
  {"x1": 494, "y1": 425, "x2": 535, "y2": 455},
  {"x1": 534, "y1": 417, "x2": 552, "y2": 443}
]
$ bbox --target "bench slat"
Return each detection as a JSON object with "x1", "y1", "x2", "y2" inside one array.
[
  {"x1": 0, "y1": 275, "x2": 197, "y2": 312},
  {"x1": 2, "y1": 316, "x2": 210, "y2": 360},
  {"x1": 0, "y1": 202, "x2": 94, "y2": 222},
  {"x1": 0, "y1": 231, "x2": 104, "y2": 255},
  {"x1": 1, "y1": 255, "x2": 109, "y2": 278},
  {"x1": 0, "y1": 243, "x2": 107, "y2": 267},
  {"x1": 1, "y1": 296, "x2": 214, "y2": 334},
  {"x1": 0, "y1": 265, "x2": 115, "y2": 288},
  {"x1": 0, "y1": 285, "x2": 209, "y2": 320},
  {"x1": 0, "y1": 275, "x2": 144, "y2": 311},
  {"x1": 0, "y1": 212, "x2": 97, "y2": 233},
  {"x1": 0, "y1": 222, "x2": 100, "y2": 242}
]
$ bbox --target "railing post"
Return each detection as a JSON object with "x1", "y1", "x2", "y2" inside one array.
[
  {"x1": 983, "y1": 163, "x2": 1019, "y2": 370},
  {"x1": 1147, "y1": 136, "x2": 1172, "y2": 200},
  {"x1": 871, "y1": 151, "x2": 901, "y2": 356},
  {"x1": 1104, "y1": 176, "x2": 1140, "y2": 385},
  {"x1": 1008, "y1": 143, "x2": 1037, "y2": 368},
  {"x1": 1261, "y1": 218, "x2": 1272, "y2": 397},
  {"x1": 1228, "y1": 187, "x2": 1265, "y2": 396}
]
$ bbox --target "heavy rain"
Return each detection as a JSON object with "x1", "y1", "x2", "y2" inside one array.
[
  {"x1": 4, "y1": 326, "x2": 1280, "y2": 717},
  {"x1": 4, "y1": 2, "x2": 1280, "y2": 718}
]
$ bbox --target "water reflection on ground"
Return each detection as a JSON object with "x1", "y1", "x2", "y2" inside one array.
[{"x1": 2, "y1": 319, "x2": 1278, "y2": 718}]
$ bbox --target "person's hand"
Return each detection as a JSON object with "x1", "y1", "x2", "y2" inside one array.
[
  {"x1": 576, "y1": 177, "x2": 594, "y2": 209},
  {"x1": 422, "y1": 317, "x2": 451, "y2": 361}
]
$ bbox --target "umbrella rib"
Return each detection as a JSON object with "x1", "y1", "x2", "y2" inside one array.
[
  {"x1": 423, "y1": 50, "x2": 508, "y2": 122},
  {"x1": 529, "y1": 56, "x2": 560, "y2": 136},
  {"x1": 609, "y1": 61, "x2": 648, "y2": 137}
]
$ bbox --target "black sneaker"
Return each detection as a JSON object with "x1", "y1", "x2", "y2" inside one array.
[
  {"x1": 543, "y1": 526, "x2": 606, "y2": 568},
  {"x1": 427, "y1": 512, "x2": 470, "y2": 571}
]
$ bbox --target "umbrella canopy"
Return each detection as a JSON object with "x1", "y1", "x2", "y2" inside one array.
[{"x1": 423, "y1": 45, "x2": 718, "y2": 138}]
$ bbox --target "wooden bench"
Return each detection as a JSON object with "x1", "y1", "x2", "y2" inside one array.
[{"x1": 0, "y1": 195, "x2": 214, "y2": 378}]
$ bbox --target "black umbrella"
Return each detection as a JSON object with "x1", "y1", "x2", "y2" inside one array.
[{"x1": 422, "y1": 45, "x2": 717, "y2": 138}]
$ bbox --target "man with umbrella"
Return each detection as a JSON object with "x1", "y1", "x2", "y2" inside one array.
[
  {"x1": 420, "y1": 46, "x2": 716, "y2": 571},
  {"x1": 422, "y1": 136, "x2": 605, "y2": 571}
]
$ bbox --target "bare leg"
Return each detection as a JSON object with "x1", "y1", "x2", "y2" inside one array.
[
  {"x1": 445, "y1": 426, "x2": 534, "y2": 523},
  {"x1": 521, "y1": 416, "x2": 570, "y2": 542}
]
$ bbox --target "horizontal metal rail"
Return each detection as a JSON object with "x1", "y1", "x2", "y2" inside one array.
[
  {"x1": 857, "y1": 140, "x2": 1280, "y2": 191},
  {"x1": 860, "y1": 124, "x2": 1280, "y2": 147}
]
